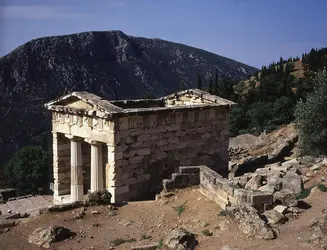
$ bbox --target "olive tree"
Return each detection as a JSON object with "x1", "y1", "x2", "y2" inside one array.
[{"x1": 295, "y1": 70, "x2": 327, "y2": 156}]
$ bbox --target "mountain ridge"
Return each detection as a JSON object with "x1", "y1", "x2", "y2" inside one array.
[
  {"x1": 1, "y1": 30, "x2": 258, "y2": 70},
  {"x1": 0, "y1": 30, "x2": 258, "y2": 164}
]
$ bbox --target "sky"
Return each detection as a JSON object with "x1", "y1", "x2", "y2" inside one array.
[{"x1": 0, "y1": 0, "x2": 326, "y2": 68}]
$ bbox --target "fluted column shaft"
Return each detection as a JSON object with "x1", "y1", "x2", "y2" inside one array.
[
  {"x1": 68, "y1": 136, "x2": 83, "y2": 202},
  {"x1": 90, "y1": 142, "x2": 103, "y2": 192}
]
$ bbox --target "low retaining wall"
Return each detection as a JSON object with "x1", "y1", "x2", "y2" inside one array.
[
  {"x1": 163, "y1": 165, "x2": 273, "y2": 212},
  {"x1": 163, "y1": 166, "x2": 201, "y2": 191}
]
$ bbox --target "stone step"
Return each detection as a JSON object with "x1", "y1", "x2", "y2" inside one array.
[
  {"x1": 0, "y1": 203, "x2": 11, "y2": 215},
  {"x1": 1, "y1": 196, "x2": 53, "y2": 216},
  {"x1": 7, "y1": 200, "x2": 22, "y2": 213},
  {"x1": 19, "y1": 198, "x2": 34, "y2": 209}
]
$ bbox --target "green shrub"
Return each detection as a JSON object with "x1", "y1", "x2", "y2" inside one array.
[
  {"x1": 4, "y1": 146, "x2": 48, "y2": 195},
  {"x1": 317, "y1": 183, "x2": 327, "y2": 192},
  {"x1": 174, "y1": 201, "x2": 187, "y2": 216},
  {"x1": 296, "y1": 189, "x2": 311, "y2": 200},
  {"x1": 157, "y1": 239, "x2": 164, "y2": 249},
  {"x1": 295, "y1": 70, "x2": 327, "y2": 156}
]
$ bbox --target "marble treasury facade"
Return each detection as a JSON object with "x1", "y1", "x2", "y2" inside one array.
[{"x1": 44, "y1": 89, "x2": 235, "y2": 204}]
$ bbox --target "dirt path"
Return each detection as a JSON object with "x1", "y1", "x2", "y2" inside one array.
[{"x1": 0, "y1": 188, "x2": 326, "y2": 250}]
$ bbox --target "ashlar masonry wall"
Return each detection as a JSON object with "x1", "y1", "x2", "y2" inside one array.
[{"x1": 108, "y1": 106, "x2": 230, "y2": 202}]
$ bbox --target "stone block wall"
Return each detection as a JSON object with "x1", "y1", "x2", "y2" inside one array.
[
  {"x1": 50, "y1": 102, "x2": 231, "y2": 204},
  {"x1": 163, "y1": 165, "x2": 273, "y2": 213},
  {"x1": 199, "y1": 166, "x2": 273, "y2": 212},
  {"x1": 108, "y1": 107, "x2": 230, "y2": 202}
]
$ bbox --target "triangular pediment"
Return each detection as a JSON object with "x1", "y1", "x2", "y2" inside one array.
[
  {"x1": 58, "y1": 97, "x2": 94, "y2": 110},
  {"x1": 161, "y1": 89, "x2": 236, "y2": 107},
  {"x1": 44, "y1": 91, "x2": 124, "y2": 113}
]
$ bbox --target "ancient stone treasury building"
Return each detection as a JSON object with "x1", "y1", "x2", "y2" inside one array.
[{"x1": 44, "y1": 89, "x2": 235, "y2": 204}]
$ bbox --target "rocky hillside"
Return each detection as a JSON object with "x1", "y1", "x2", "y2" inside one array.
[{"x1": 0, "y1": 30, "x2": 257, "y2": 164}]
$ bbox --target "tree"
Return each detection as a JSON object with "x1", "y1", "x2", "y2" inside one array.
[
  {"x1": 197, "y1": 72, "x2": 202, "y2": 90},
  {"x1": 247, "y1": 102, "x2": 274, "y2": 134},
  {"x1": 229, "y1": 106, "x2": 249, "y2": 136},
  {"x1": 295, "y1": 70, "x2": 327, "y2": 156},
  {"x1": 214, "y1": 68, "x2": 218, "y2": 95},
  {"x1": 208, "y1": 75, "x2": 214, "y2": 94},
  {"x1": 4, "y1": 146, "x2": 49, "y2": 195},
  {"x1": 180, "y1": 78, "x2": 186, "y2": 91}
]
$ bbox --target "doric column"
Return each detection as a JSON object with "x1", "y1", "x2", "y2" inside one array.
[
  {"x1": 86, "y1": 140, "x2": 104, "y2": 192},
  {"x1": 66, "y1": 135, "x2": 83, "y2": 202}
]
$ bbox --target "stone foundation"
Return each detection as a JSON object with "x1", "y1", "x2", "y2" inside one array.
[{"x1": 163, "y1": 165, "x2": 273, "y2": 213}]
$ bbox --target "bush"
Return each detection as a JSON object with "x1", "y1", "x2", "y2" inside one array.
[
  {"x1": 317, "y1": 184, "x2": 327, "y2": 192},
  {"x1": 295, "y1": 70, "x2": 327, "y2": 156},
  {"x1": 4, "y1": 146, "x2": 48, "y2": 195}
]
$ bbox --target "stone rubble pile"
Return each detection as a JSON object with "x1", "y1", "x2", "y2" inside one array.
[
  {"x1": 225, "y1": 156, "x2": 327, "y2": 239},
  {"x1": 231, "y1": 161, "x2": 304, "y2": 195}
]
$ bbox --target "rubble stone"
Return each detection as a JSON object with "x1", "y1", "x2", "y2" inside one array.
[
  {"x1": 262, "y1": 210, "x2": 286, "y2": 225},
  {"x1": 163, "y1": 228, "x2": 197, "y2": 250},
  {"x1": 226, "y1": 204, "x2": 275, "y2": 239},
  {"x1": 282, "y1": 172, "x2": 303, "y2": 194},
  {"x1": 273, "y1": 189, "x2": 298, "y2": 207}
]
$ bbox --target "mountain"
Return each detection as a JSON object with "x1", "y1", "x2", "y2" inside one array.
[{"x1": 0, "y1": 30, "x2": 258, "y2": 164}]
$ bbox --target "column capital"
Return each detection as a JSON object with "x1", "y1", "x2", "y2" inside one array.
[
  {"x1": 85, "y1": 139, "x2": 102, "y2": 146},
  {"x1": 65, "y1": 134, "x2": 82, "y2": 142}
]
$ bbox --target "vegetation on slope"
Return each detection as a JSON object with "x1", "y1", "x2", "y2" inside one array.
[
  {"x1": 4, "y1": 146, "x2": 49, "y2": 195},
  {"x1": 196, "y1": 47, "x2": 327, "y2": 137}
]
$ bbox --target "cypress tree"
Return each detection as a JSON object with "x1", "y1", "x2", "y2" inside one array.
[
  {"x1": 208, "y1": 75, "x2": 214, "y2": 94},
  {"x1": 197, "y1": 72, "x2": 202, "y2": 90},
  {"x1": 180, "y1": 78, "x2": 186, "y2": 91}
]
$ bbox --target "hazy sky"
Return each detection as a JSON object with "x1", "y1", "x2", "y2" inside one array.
[{"x1": 0, "y1": 0, "x2": 326, "y2": 68}]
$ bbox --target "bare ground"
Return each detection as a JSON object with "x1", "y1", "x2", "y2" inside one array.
[{"x1": 1, "y1": 182, "x2": 327, "y2": 250}]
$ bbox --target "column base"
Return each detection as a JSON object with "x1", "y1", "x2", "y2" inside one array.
[
  {"x1": 108, "y1": 185, "x2": 130, "y2": 203},
  {"x1": 71, "y1": 184, "x2": 84, "y2": 202},
  {"x1": 53, "y1": 194, "x2": 88, "y2": 205}
]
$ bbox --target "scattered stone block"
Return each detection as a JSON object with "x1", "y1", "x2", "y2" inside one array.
[
  {"x1": 226, "y1": 204, "x2": 275, "y2": 240},
  {"x1": 282, "y1": 172, "x2": 303, "y2": 194},
  {"x1": 245, "y1": 174, "x2": 262, "y2": 190},
  {"x1": 28, "y1": 225, "x2": 74, "y2": 247},
  {"x1": 163, "y1": 228, "x2": 197, "y2": 250},
  {"x1": 273, "y1": 189, "x2": 298, "y2": 207},
  {"x1": 273, "y1": 205, "x2": 288, "y2": 214},
  {"x1": 262, "y1": 210, "x2": 286, "y2": 225},
  {"x1": 87, "y1": 190, "x2": 112, "y2": 205}
]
